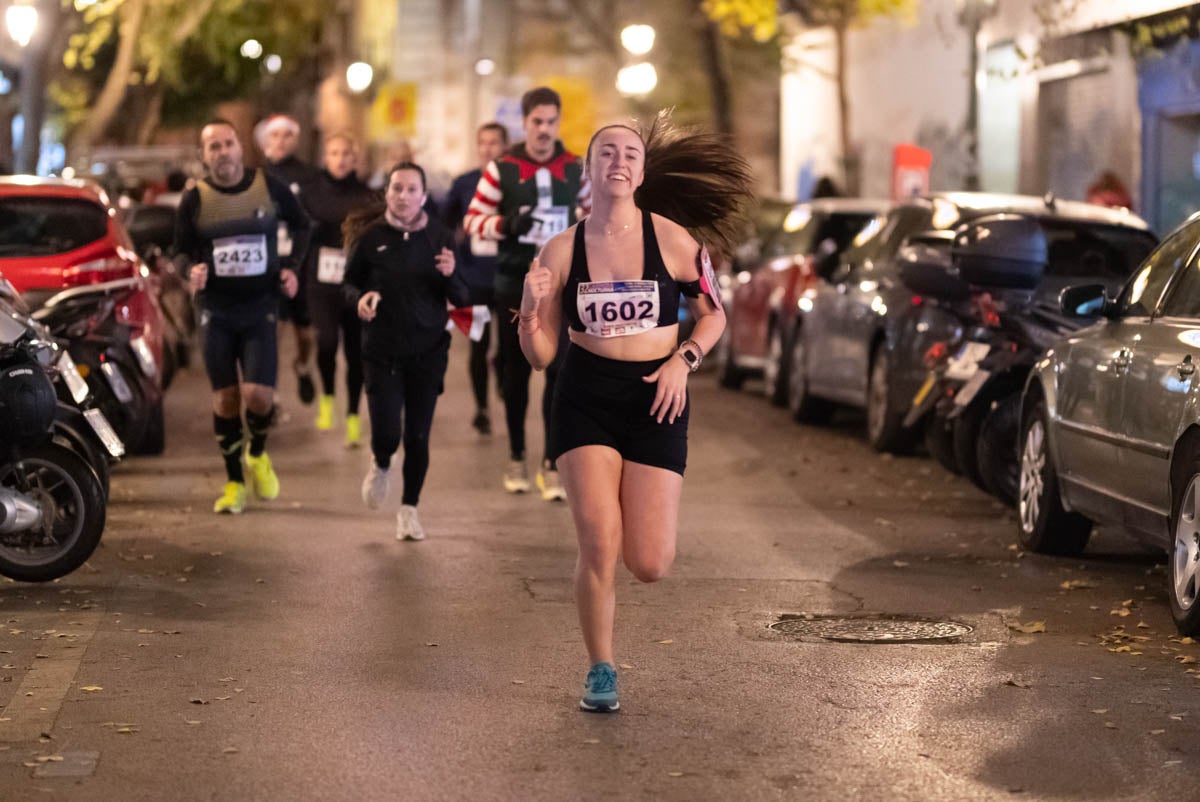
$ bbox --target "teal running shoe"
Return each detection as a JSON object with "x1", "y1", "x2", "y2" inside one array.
[{"x1": 579, "y1": 662, "x2": 620, "y2": 712}]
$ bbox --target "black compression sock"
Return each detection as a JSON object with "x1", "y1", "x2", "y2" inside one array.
[
  {"x1": 245, "y1": 407, "x2": 274, "y2": 457},
  {"x1": 213, "y1": 415, "x2": 245, "y2": 483}
]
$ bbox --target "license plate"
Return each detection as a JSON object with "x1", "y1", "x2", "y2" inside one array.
[
  {"x1": 100, "y1": 362, "x2": 133, "y2": 403},
  {"x1": 83, "y1": 408, "x2": 125, "y2": 458},
  {"x1": 945, "y1": 342, "x2": 991, "y2": 382},
  {"x1": 57, "y1": 351, "x2": 89, "y2": 404},
  {"x1": 131, "y1": 337, "x2": 157, "y2": 379},
  {"x1": 953, "y1": 369, "x2": 991, "y2": 409}
]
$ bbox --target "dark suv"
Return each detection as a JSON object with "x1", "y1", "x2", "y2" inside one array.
[{"x1": 786, "y1": 192, "x2": 1157, "y2": 452}]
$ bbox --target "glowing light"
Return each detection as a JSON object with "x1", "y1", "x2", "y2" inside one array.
[
  {"x1": 621, "y1": 24, "x2": 656, "y2": 56},
  {"x1": 240, "y1": 39, "x2": 263, "y2": 59},
  {"x1": 346, "y1": 62, "x2": 374, "y2": 93},
  {"x1": 6, "y1": 3, "x2": 38, "y2": 48},
  {"x1": 782, "y1": 206, "x2": 813, "y2": 233},
  {"x1": 474, "y1": 58, "x2": 496, "y2": 76},
  {"x1": 616, "y1": 62, "x2": 657, "y2": 97},
  {"x1": 265, "y1": 54, "x2": 282, "y2": 74}
]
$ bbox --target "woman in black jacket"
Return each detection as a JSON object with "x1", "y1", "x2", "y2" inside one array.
[
  {"x1": 305, "y1": 133, "x2": 379, "y2": 445},
  {"x1": 343, "y1": 162, "x2": 470, "y2": 540}
]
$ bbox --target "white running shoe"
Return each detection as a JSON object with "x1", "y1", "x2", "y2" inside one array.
[
  {"x1": 397, "y1": 504, "x2": 425, "y2": 541},
  {"x1": 503, "y1": 460, "x2": 531, "y2": 494},
  {"x1": 362, "y1": 463, "x2": 390, "y2": 509},
  {"x1": 537, "y1": 468, "x2": 567, "y2": 502}
]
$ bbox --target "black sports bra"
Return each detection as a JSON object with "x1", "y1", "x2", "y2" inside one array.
[{"x1": 562, "y1": 211, "x2": 683, "y2": 337}]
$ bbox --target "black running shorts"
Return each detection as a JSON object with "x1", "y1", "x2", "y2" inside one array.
[
  {"x1": 549, "y1": 345, "x2": 688, "y2": 475},
  {"x1": 200, "y1": 295, "x2": 279, "y2": 390}
]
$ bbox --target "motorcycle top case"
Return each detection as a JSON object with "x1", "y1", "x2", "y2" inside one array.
[
  {"x1": 897, "y1": 235, "x2": 971, "y2": 301},
  {"x1": 952, "y1": 214, "x2": 1047, "y2": 291}
]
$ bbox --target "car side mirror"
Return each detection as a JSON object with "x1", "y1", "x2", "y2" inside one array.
[{"x1": 1059, "y1": 283, "x2": 1111, "y2": 317}]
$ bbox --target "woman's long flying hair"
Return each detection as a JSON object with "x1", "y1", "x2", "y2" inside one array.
[{"x1": 589, "y1": 111, "x2": 756, "y2": 258}]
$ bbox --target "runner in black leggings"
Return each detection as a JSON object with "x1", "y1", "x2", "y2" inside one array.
[
  {"x1": 342, "y1": 161, "x2": 469, "y2": 541},
  {"x1": 304, "y1": 132, "x2": 378, "y2": 446}
]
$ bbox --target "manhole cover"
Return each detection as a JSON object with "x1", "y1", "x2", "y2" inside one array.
[{"x1": 769, "y1": 614, "x2": 973, "y2": 643}]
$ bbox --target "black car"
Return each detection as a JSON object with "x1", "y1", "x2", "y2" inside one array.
[{"x1": 786, "y1": 192, "x2": 1158, "y2": 452}]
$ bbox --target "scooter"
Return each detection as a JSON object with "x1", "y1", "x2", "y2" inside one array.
[{"x1": 0, "y1": 280, "x2": 114, "y2": 581}]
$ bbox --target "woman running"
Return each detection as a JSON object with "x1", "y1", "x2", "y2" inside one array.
[
  {"x1": 343, "y1": 162, "x2": 469, "y2": 540},
  {"x1": 305, "y1": 133, "x2": 378, "y2": 445},
  {"x1": 518, "y1": 115, "x2": 753, "y2": 711}
]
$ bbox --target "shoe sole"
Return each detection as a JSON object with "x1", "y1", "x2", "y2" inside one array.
[
  {"x1": 541, "y1": 490, "x2": 567, "y2": 502},
  {"x1": 214, "y1": 507, "x2": 244, "y2": 515},
  {"x1": 579, "y1": 699, "x2": 620, "y2": 713},
  {"x1": 504, "y1": 482, "x2": 531, "y2": 494},
  {"x1": 398, "y1": 534, "x2": 426, "y2": 541}
]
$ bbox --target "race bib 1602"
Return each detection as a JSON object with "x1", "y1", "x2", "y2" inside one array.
[
  {"x1": 212, "y1": 234, "x2": 268, "y2": 277},
  {"x1": 577, "y1": 280, "x2": 660, "y2": 338}
]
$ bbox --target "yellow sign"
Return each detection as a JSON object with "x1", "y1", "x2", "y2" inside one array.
[{"x1": 369, "y1": 82, "x2": 418, "y2": 141}]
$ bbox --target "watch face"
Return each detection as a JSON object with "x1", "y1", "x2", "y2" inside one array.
[{"x1": 683, "y1": 350, "x2": 698, "y2": 365}]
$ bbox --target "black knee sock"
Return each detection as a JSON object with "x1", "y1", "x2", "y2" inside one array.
[
  {"x1": 245, "y1": 407, "x2": 274, "y2": 457},
  {"x1": 214, "y1": 415, "x2": 245, "y2": 483}
]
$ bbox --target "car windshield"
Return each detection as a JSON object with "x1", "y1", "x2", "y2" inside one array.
[
  {"x1": 768, "y1": 212, "x2": 878, "y2": 258},
  {"x1": 1038, "y1": 221, "x2": 1157, "y2": 282},
  {"x1": 0, "y1": 197, "x2": 108, "y2": 258}
]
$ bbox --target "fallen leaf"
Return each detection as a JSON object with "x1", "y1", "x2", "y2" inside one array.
[
  {"x1": 222, "y1": 747, "x2": 239, "y2": 754},
  {"x1": 184, "y1": 720, "x2": 202, "y2": 726},
  {"x1": 1091, "y1": 709, "x2": 1109, "y2": 714},
  {"x1": 1137, "y1": 621, "x2": 1151, "y2": 629},
  {"x1": 511, "y1": 680, "x2": 525, "y2": 685},
  {"x1": 425, "y1": 643, "x2": 438, "y2": 647},
  {"x1": 34, "y1": 755, "x2": 63, "y2": 763},
  {"x1": 1007, "y1": 621, "x2": 1046, "y2": 634},
  {"x1": 619, "y1": 664, "x2": 634, "y2": 670},
  {"x1": 892, "y1": 561, "x2": 910, "y2": 568},
  {"x1": 656, "y1": 639, "x2": 674, "y2": 645},
  {"x1": 583, "y1": 738, "x2": 600, "y2": 744},
  {"x1": 117, "y1": 727, "x2": 138, "y2": 734},
  {"x1": 1150, "y1": 729, "x2": 1166, "y2": 735},
  {"x1": 1122, "y1": 599, "x2": 1134, "y2": 607},
  {"x1": 189, "y1": 698, "x2": 208, "y2": 705},
  {"x1": 79, "y1": 686, "x2": 102, "y2": 692},
  {"x1": 1104, "y1": 722, "x2": 1117, "y2": 729},
  {"x1": 667, "y1": 771, "x2": 684, "y2": 778},
  {"x1": 1110, "y1": 609, "x2": 1131, "y2": 618},
  {"x1": 1060, "y1": 580, "x2": 1094, "y2": 590},
  {"x1": 1004, "y1": 679, "x2": 1030, "y2": 689}
]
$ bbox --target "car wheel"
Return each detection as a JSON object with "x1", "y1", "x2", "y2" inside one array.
[
  {"x1": 977, "y1": 394, "x2": 1021, "y2": 506},
  {"x1": 131, "y1": 400, "x2": 166, "y2": 456},
  {"x1": 866, "y1": 348, "x2": 915, "y2": 453},
  {"x1": 925, "y1": 415, "x2": 959, "y2": 475},
  {"x1": 786, "y1": 328, "x2": 832, "y2": 424},
  {"x1": 763, "y1": 325, "x2": 789, "y2": 407},
  {"x1": 715, "y1": 334, "x2": 745, "y2": 390},
  {"x1": 1017, "y1": 400, "x2": 1091, "y2": 555},
  {"x1": 1169, "y1": 449, "x2": 1200, "y2": 635}
]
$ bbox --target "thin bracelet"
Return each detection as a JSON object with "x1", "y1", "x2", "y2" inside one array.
[{"x1": 680, "y1": 337, "x2": 704, "y2": 357}]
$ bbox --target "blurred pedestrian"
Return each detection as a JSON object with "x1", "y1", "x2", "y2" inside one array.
[
  {"x1": 304, "y1": 132, "x2": 378, "y2": 446},
  {"x1": 517, "y1": 114, "x2": 752, "y2": 712},
  {"x1": 1086, "y1": 171, "x2": 1133, "y2": 210},
  {"x1": 444, "y1": 121, "x2": 509, "y2": 435},
  {"x1": 464, "y1": 86, "x2": 591, "y2": 501},
  {"x1": 175, "y1": 119, "x2": 312, "y2": 514},
  {"x1": 342, "y1": 162, "x2": 470, "y2": 541},
  {"x1": 258, "y1": 114, "x2": 321, "y2": 406}
]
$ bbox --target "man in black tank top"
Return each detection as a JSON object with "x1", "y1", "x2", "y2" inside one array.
[{"x1": 175, "y1": 119, "x2": 312, "y2": 515}]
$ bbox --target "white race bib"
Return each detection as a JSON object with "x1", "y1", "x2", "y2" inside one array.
[
  {"x1": 317, "y1": 247, "x2": 347, "y2": 284},
  {"x1": 212, "y1": 234, "x2": 268, "y2": 277},
  {"x1": 577, "y1": 280, "x2": 659, "y2": 338},
  {"x1": 519, "y1": 206, "x2": 569, "y2": 247}
]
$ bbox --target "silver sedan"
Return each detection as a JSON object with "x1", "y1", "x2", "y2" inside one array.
[{"x1": 1020, "y1": 211, "x2": 1200, "y2": 634}]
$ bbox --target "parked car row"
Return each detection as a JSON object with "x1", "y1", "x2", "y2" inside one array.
[
  {"x1": 715, "y1": 191, "x2": 1200, "y2": 636},
  {"x1": 0, "y1": 177, "x2": 195, "y2": 582}
]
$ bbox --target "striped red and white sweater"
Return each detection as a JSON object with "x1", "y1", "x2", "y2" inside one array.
[{"x1": 464, "y1": 140, "x2": 591, "y2": 300}]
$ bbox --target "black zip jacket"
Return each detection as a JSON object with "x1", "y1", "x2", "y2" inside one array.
[
  {"x1": 304, "y1": 170, "x2": 379, "y2": 293},
  {"x1": 343, "y1": 218, "x2": 470, "y2": 362}
]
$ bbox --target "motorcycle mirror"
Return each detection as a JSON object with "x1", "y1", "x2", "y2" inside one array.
[{"x1": 1059, "y1": 283, "x2": 1110, "y2": 317}]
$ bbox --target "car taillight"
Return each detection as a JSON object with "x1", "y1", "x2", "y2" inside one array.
[{"x1": 63, "y1": 256, "x2": 136, "y2": 287}]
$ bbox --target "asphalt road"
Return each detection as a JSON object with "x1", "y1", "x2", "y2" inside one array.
[{"x1": 2, "y1": 335, "x2": 1198, "y2": 801}]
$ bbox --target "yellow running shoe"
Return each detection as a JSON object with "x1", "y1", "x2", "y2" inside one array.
[
  {"x1": 213, "y1": 482, "x2": 246, "y2": 514},
  {"x1": 345, "y1": 414, "x2": 361, "y2": 449},
  {"x1": 244, "y1": 451, "x2": 280, "y2": 500},
  {"x1": 316, "y1": 395, "x2": 335, "y2": 430}
]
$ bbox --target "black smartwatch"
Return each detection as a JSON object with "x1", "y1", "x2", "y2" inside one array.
[{"x1": 677, "y1": 339, "x2": 703, "y2": 372}]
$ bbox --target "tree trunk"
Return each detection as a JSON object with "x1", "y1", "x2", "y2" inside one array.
[
  {"x1": 136, "y1": 84, "x2": 164, "y2": 146},
  {"x1": 834, "y1": 21, "x2": 858, "y2": 195},
  {"x1": 699, "y1": 18, "x2": 734, "y2": 137},
  {"x1": 68, "y1": 0, "x2": 149, "y2": 157}
]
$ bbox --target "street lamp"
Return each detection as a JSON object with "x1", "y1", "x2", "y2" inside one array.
[
  {"x1": 616, "y1": 62, "x2": 657, "y2": 97},
  {"x1": 957, "y1": 0, "x2": 997, "y2": 191},
  {"x1": 346, "y1": 62, "x2": 373, "y2": 94},
  {"x1": 620, "y1": 24, "x2": 655, "y2": 56},
  {"x1": 6, "y1": 2, "x2": 36, "y2": 47},
  {"x1": 240, "y1": 38, "x2": 263, "y2": 60}
]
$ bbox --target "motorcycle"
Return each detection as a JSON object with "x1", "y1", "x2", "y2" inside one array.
[
  {"x1": 31, "y1": 278, "x2": 166, "y2": 455},
  {"x1": 0, "y1": 279, "x2": 117, "y2": 581}
]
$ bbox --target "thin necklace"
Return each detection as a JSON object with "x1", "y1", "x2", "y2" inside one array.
[{"x1": 602, "y1": 220, "x2": 635, "y2": 237}]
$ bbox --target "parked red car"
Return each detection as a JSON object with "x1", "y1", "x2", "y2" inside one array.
[
  {"x1": 718, "y1": 198, "x2": 890, "y2": 404},
  {"x1": 0, "y1": 177, "x2": 166, "y2": 374}
]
